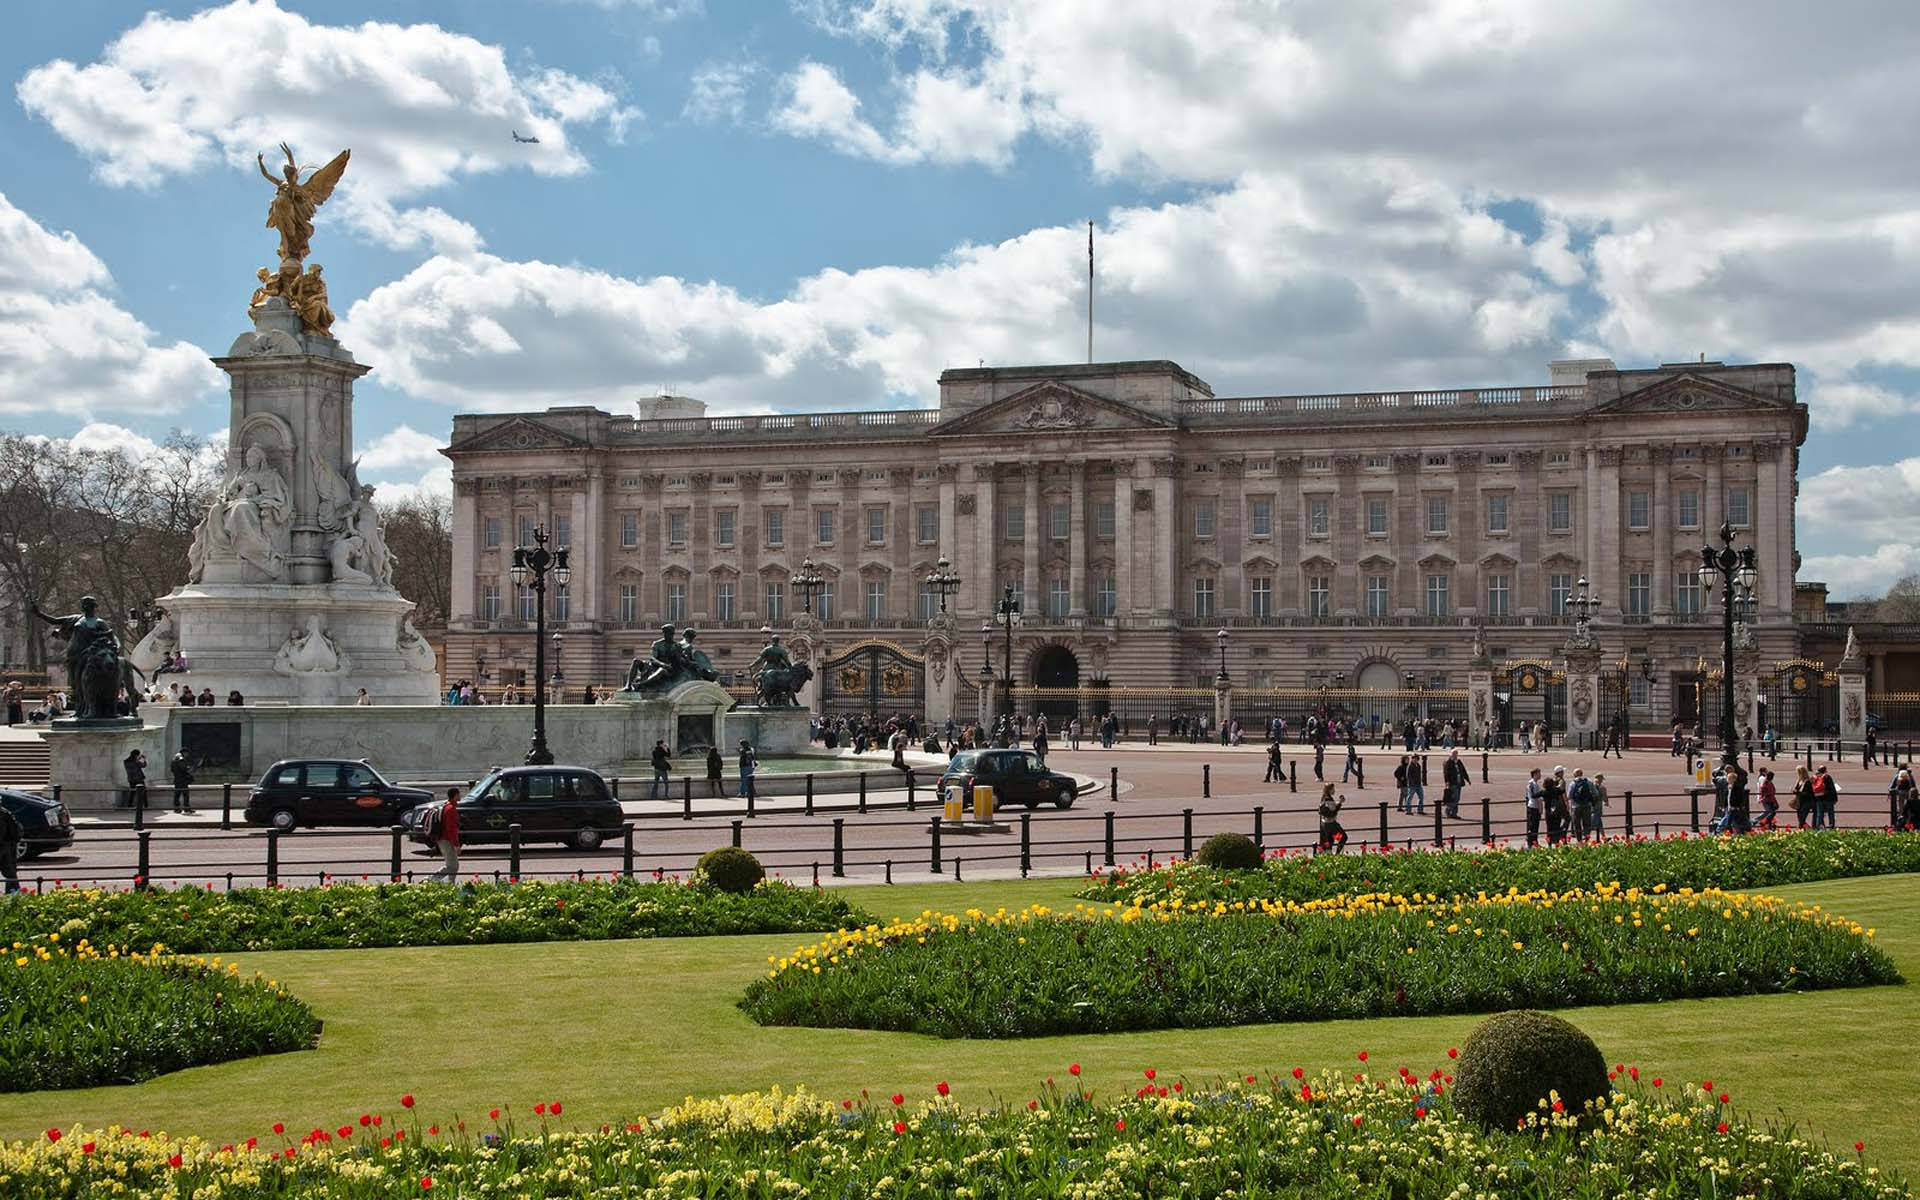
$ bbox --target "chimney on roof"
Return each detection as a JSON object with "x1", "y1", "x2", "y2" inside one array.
[
  {"x1": 635, "y1": 394, "x2": 706, "y2": 420},
  {"x1": 1548, "y1": 358, "x2": 1615, "y2": 388}
]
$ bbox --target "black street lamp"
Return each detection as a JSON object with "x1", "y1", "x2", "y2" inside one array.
[
  {"x1": 793, "y1": 557, "x2": 825, "y2": 617},
  {"x1": 1697, "y1": 522, "x2": 1757, "y2": 760},
  {"x1": 550, "y1": 631, "x2": 565, "y2": 703},
  {"x1": 509, "y1": 525, "x2": 569, "y2": 765},
  {"x1": 924, "y1": 555, "x2": 961, "y2": 614},
  {"x1": 995, "y1": 584, "x2": 1021, "y2": 719},
  {"x1": 1215, "y1": 627, "x2": 1230, "y2": 684}
]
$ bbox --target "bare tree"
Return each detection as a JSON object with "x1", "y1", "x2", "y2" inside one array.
[
  {"x1": 1870, "y1": 573, "x2": 1920, "y2": 624},
  {"x1": 378, "y1": 492, "x2": 453, "y2": 625}
]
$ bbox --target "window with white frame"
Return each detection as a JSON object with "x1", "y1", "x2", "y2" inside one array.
[
  {"x1": 1486, "y1": 494, "x2": 1509, "y2": 534},
  {"x1": 714, "y1": 581, "x2": 735, "y2": 623},
  {"x1": 865, "y1": 580, "x2": 886, "y2": 622},
  {"x1": 1628, "y1": 571, "x2": 1651, "y2": 616},
  {"x1": 1727, "y1": 486, "x2": 1750, "y2": 527},
  {"x1": 667, "y1": 510, "x2": 688, "y2": 546},
  {"x1": 1677, "y1": 489, "x2": 1700, "y2": 529},
  {"x1": 1194, "y1": 501, "x2": 1215, "y2": 538},
  {"x1": 1307, "y1": 574, "x2": 1330, "y2": 618},
  {"x1": 1048, "y1": 575, "x2": 1070, "y2": 618},
  {"x1": 1548, "y1": 493, "x2": 1572, "y2": 533},
  {"x1": 918, "y1": 584, "x2": 939, "y2": 621},
  {"x1": 1251, "y1": 575, "x2": 1273, "y2": 618},
  {"x1": 715, "y1": 509, "x2": 736, "y2": 548},
  {"x1": 867, "y1": 507, "x2": 887, "y2": 545},
  {"x1": 552, "y1": 515, "x2": 571, "y2": 548},
  {"x1": 764, "y1": 580, "x2": 785, "y2": 622},
  {"x1": 1486, "y1": 573, "x2": 1510, "y2": 616},
  {"x1": 484, "y1": 517, "x2": 502, "y2": 549},
  {"x1": 816, "y1": 509, "x2": 835, "y2": 545},
  {"x1": 764, "y1": 508, "x2": 784, "y2": 547},
  {"x1": 517, "y1": 515, "x2": 537, "y2": 549},
  {"x1": 1095, "y1": 499, "x2": 1115, "y2": 538},
  {"x1": 1630, "y1": 676, "x2": 1651, "y2": 707},
  {"x1": 618, "y1": 583, "x2": 637, "y2": 626},
  {"x1": 1004, "y1": 577, "x2": 1024, "y2": 611},
  {"x1": 817, "y1": 581, "x2": 835, "y2": 621},
  {"x1": 1095, "y1": 575, "x2": 1116, "y2": 617},
  {"x1": 1308, "y1": 497, "x2": 1330, "y2": 536},
  {"x1": 1425, "y1": 573, "x2": 1450, "y2": 617},
  {"x1": 1426, "y1": 496, "x2": 1449, "y2": 535},
  {"x1": 619, "y1": 511, "x2": 638, "y2": 548},
  {"x1": 1366, "y1": 575, "x2": 1389, "y2": 617},
  {"x1": 1249, "y1": 498, "x2": 1272, "y2": 537},
  {"x1": 1549, "y1": 573, "x2": 1572, "y2": 615},
  {"x1": 517, "y1": 584, "x2": 536, "y2": 622},
  {"x1": 917, "y1": 505, "x2": 937, "y2": 544},
  {"x1": 1628, "y1": 491, "x2": 1650, "y2": 530},
  {"x1": 1192, "y1": 577, "x2": 1216, "y2": 619},
  {"x1": 1005, "y1": 506, "x2": 1024, "y2": 538},
  {"x1": 665, "y1": 580, "x2": 687, "y2": 624},
  {"x1": 1547, "y1": 450, "x2": 1571, "y2": 465},
  {"x1": 1366, "y1": 497, "x2": 1389, "y2": 536},
  {"x1": 1676, "y1": 574, "x2": 1702, "y2": 614},
  {"x1": 481, "y1": 583, "x2": 501, "y2": 621},
  {"x1": 1048, "y1": 502, "x2": 1068, "y2": 540},
  {"x1": 552, "y1": 584, "x2": 570, "y2": 621}
]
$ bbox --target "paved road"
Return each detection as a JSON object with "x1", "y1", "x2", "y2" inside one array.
[{"x1": 13, "y1": 741, "x2": 1913, "y2": 892}]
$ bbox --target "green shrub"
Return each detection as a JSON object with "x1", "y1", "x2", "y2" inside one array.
[
  {"x1": 1451, "y1": 1010, "x2": 1611, "y2": 1132},
  {"x1": 1194, "y1": 832, "x2": 1261, "y2": 870},
  {"x1": 1082, "y1": 830, "x2": 1920, "y2": 907},
  {"x1": 2, "y1": 941, "x2": 320, "y2": 1092},
  {"x1": 743, "y1": 887, "x2": 1898, "y2": 1038},
  {"x1": 0, "y1": 878, "x2": 867, "y2": 954},
  {"x1": 696, "y1": 846, "x2": 766, "y2": 894}
]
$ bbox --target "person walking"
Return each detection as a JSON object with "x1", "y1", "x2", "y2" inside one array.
[
  {"x1": 1792, "y1": 764, "x2": 1815, "y2": 828},
  {"x1": 3, "y1": 681, "x2": 23, "y2": 727},
  {"x1": 427, "y1": 786, "x2": 461, "y2": 882},
  {"x1": 1756, "y1": 767, "x2": 1779, "y2": 829},
  {"x1": 1812, "y1": 765, "x2": 1839, "y2": 829},
  {"x1": 1443, "y1": 749, "x2": 1468, "y2": 819},
  {"x1": 1069, "y1": 717, "x2": 1081, "y2": 751},
  {"x1": 1317, "y1": 784, "x2": 1347, "y2": 854},
  {"x1": 1543, "y1": 767, "x2": 1570, "y2": 844},
  {"x1": 737, "y1": 739, "x2": 758, "y2": 801},
  {"x1": 0, "y1": 797, "x2": 21, "y2": 895},
  {"x1": 1523, "y1": 767, "x2": 1544, "y2": 847},
  {"x1": 1603, "y1": 713, "x2": 1623, "y2": 759},
  {"x1": 1720, "y1": 760, "x2": 1752, "y2": 835},
  {"x1": 1264, "y1": 739, "x2": 1284, "y2": 783},
  {"x1": 705, "y1": 744, "x2": 725, "y2": 799},
  {"x1": 649, "y1": 740, "x2": 672, "y2": 802},
  {"x1": 1031, "y1": 723, "x2": 1049, "y2": 767},
  {"x1": 1569, "y1": 767, "x2": 1595, "y2": 840},
  {"x1": 1590, "y1": 772, "x2": 1610, "y2": 838},
  {"x1": 1313, "y1": 738, "x2": 1326, "y2": 782},
  {"x1": 1393, "y1": 755, "x2": 1411, "y2": 813},
  {"x1": 1407, "y1": 755, "x2": 1427, "y2": 815},
  {"x1": 123, "y1": 749, "x2": 148, "y2": 813},
  {"x1": 169, "y1": 751, "x2": 195, "y2": 814},
  {"x1": 1887, "y1": 767, "x2": 1918, "y2": 830},
  {"x1": 1863, "y1": 728, "x2": 1878, "y2": 770},
  {"x1": 1340, "y1": 736, "x2": 1358, "y2": 783}
]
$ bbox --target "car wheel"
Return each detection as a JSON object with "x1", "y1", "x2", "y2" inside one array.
[
  {"x1": 572, "y1": 824, "x2": 604, "y2": 851},
  {"x1": 268, "y1": 808, "x2": 298, "y2": 833},
  {"x1": 1054, "y1": 795, "x2": 1075, "y2": 810}
]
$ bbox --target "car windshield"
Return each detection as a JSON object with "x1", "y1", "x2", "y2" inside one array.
[
  {"x1": 340, "y1": 763, "x2": 381, "y2": 790},
  {"x1": 1020, "y1": 753, "x2": 1044, "y2": 774},
  {"x1": 465, "y1": 771, "x2": 507, "y2": 805},
  {"x1": 947, "y1": 752, "x2": 979, "y2": 773}
]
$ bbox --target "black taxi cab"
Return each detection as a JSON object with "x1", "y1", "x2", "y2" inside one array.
[
  {"x1": 937, "y1": 749, "x2": 1079, "y2": 811},
  {"x1": 404, "y1": 765, "x2": 622, "y2": 851},
  {"x1": 244, "y1": 759, "x2": 434, "y2": 832}
]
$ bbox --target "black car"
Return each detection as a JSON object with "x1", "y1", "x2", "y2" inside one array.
[
  {"x1": 938, "y1": 749, "x2": 1079, "y2": 811},
  {"x1": 403, "y1": 766, "x2": 622, "y2": 851},
  {"x1": 1, "y1": 788, "x2": 74, "y2": 858},
  {"x1": 244, "y1": 759, "x2": 434, "y2": 832}
]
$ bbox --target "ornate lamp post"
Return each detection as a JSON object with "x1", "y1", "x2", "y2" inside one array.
[
  {"x1": 1697, "y1": 523, "x2": 1757, "y2": 759},
  {"x1": 1215, "y1": 627, "x2": 1230, "y2": 683},
  {"x1": 509, "y1": 525, "x2": 569, "y2": 765},
  {"x1": 995, "y1": 584, "x2": 1021, "y2": 720},
  {"x1": 793, "y1": 557, "x2": 825, "y2": 617},
  {"x1": 924, "y1": 555, "x2": 961, "y2": 615},
  {"x1": 550, "y1": 631, "x2": 565, "y2": 703}
]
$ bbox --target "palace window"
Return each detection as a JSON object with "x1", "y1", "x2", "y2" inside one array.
[
  {"x1": 1549, "y1": 573, "x2": 1572, "y2": 615},
  {"x1": 764, "y1": 508, "x2": 784, "y2": 547},
  {"x1": 1364, "y1": 454, "x2": 1389, "y2": 469},
  {"x1": 665, "y1": 581, "x2": 687, "y2": 624},
  {"x1": 1425, "y1": 454, "x2": 1449, "y2": 467},
  {"x1": 1048, "y1": 575, "x2": 1070, "y2": 619},
  {"x1": 1547, "y1": 450, "x2": 1571, "y2": 466},
  {"x1": 517, "y1": 515, "x2": 537, "y2": 549},
  {"x1": 1251, "y1": 576, "x2": 1273, "y2": 619},
  {"x1": 1005, "y1": 506, "x2": 1025, "y2": 538},
  {"x1": 918, "y1": 584, "x2": 939, "y2": 621},
  {"x1": 1727, "y1": 486, "x2": 1750, "y2": 528},
  {"x1": 1486, "y1": 494, "x2": 1509, "y2": 534},
  {"x1": 865, "y1": 580, "x2": 886, "y2": 622},
  {"x1": 716, "y1": 509, "x2": 736, "y2": 548},
  {"x1": 1366, "y1": 497, "x2": 1388, "y2": 536},
  {"x1": 1486, "y1": 573, "x2": 1511, "y2": 617},
  {"x1": 917, "y1": 505, "x2": 938, "y2": 544},
  {"x1": 1677, "y1": 489, "x2": 1700, "y2": 529},
  {"x1": 620, "y1": 511, "x2": 639, "y2": 549},
  {"x1": 764, "y1": 581, "x2": 785, "y2": 622},
  {"x1": 1193, "y1": 577, "x2": 1216, "y2": 619},
  {"x1": 1194, "y1": 501, "x2": 1216, "y2": 538},
  {"x1": 1096, "y1": 576, "x2": 1116, "y2": 617},
  {"x1": 517, "y1": 584, "x2": 537, "y2": 623},
  {"x1": 816, "y1": 508, "x2": 835, "y2": 546},
  {"x1": 715, "y1": 581, "x2": 736, "y2": 623},
  {"x1": 1549, "y1": 493, "x2": 1572, "y2": 533},
  {"x1": 1307, "y1": 574, "x2": 1330, "y2": 618},
  {"x1": 1425, "y1": 573, "x2": 1450, "y2": 617},
  {"x1": 483, "y1": 517, "x2": 502, "y2": 549},
  {"x1": 1627, "y1": 491, "x2": 1650, "y2": 530},
  {"x1": 1249, "y1": 497, "x2": 1272, "y2": 537},
  {"x1": 1095, "y1": 499, "x2": 1116, "y2": 538},
  {"x1": 552, "y1": 584, "x2": 570, "y2": 622},
  {"x1": 867, "y1": 507, "x2": 887, "y2": 545},
  {"x1": 1486, "y1": 452, "x2": 1510, "y2": 466},
  {"x1": 667, "y1": 510, "x2": 688, "y2": 547},
  {"x1": 1426, "y1": 496, "x2": 1449, "y2": 535},
  {"x1": 1366, "y1": 574, "x2": 1389, "y2": 617},
  {"x1": 481, "y1": 583, "x2": 501, "y2": 622},
  {"x1": 618, "y1": 583, "x2": 637, "y2": 626},
  {"x1": 1049, "y1": 501, "x2": 1069, "y2": 540},
  {"x1": 1676, "y1": 574, "x2": 1702, "y2": 615},
  {"x1": 816, "y1": 581, "x2": 835, "y2": 621},
  {"x1": 1628, "y1": 572, "x2": 1651, "y2": 617},
  {"x1": 547, "y1": 516, "x2": 568, "y2": 548},
  {"x1": 1308, "y1": 497, "x2": 1330, "y2": 537}
]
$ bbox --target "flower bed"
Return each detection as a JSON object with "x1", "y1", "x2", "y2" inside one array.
[
  {"x1": 6, "y1": 1064, "x2": 1908, "y2": 1198},
  {"x1": 742, "y1": 888, "x2": 1898, "y2": 1037},
  {"x1": 0, "y1": 878, "x2": 870, "y2": 954},
  {"x1": 1081, "y1": 829, "x2": 1920, "y2": 908},
  {"x1": 2, "y1": 938, "x2": 320, "y2": 1092}
]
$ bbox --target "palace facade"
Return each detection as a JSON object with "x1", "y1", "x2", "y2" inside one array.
[{"x1": 442, "y1": 357, "x2": 1808, "y2": 730}]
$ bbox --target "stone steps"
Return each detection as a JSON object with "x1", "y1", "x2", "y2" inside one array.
[{"x1": 0, "y1": 737, "x2": 51, "y2": 787}]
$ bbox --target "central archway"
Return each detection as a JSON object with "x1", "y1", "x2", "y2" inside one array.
[{"x1": 1031, "y1": 644, "x2": 1079, "y2": 720}]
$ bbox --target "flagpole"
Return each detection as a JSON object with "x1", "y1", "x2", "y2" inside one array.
[{"x1": 1087, "y1": 220, "x2": 1094, "y2": 364}]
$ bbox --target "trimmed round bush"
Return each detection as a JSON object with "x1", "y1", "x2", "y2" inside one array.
[
  {"x1": 1451, "y1": 1010, "x2": 1610, "y2": 1131},
  {"x1": 697, "y1": 846, "x2": 766, "y2": 894},
  {"x1": 1195, "y1": 832, "x2": 1262, "y2": 870}
]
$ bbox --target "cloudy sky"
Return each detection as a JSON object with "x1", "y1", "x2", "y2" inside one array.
[{"x1": 4, "y1": 0, "x2": 1917, "y2": 595}]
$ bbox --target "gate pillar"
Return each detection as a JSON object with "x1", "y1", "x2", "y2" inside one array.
[{"x1": 1838, "y1": 626, "x2": 1868, "y2": 744}]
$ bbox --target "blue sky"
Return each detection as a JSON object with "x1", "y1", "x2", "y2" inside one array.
[{"x1": 3, "y1": 1, "x2": 1918, "y2": 596}]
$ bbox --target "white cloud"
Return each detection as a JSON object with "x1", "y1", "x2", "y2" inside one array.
[
  {"x1": 770, "y1": 62, "x2": 899, "y2": 162},
  {"x1": 17, "y1": 0, "x2": 639, "y2": 253},
  {"x1": 0, "y1": 193, "x2": 223, "y2": 419},
  {"x1": 357, "y1": 424, "x2": 448, "y2": 472},
  {"x1": 1804, "y1": 380, "x2": 1920, "y2": 432},
  {"x1": 366, "y1": 464, "x2": 453, "y2": 508},
  {"x1": 684, "y1": 59, "x2": 760, "y2": 125},
  {"x1": 66, "y1": 422, "x2": 161, "y2": 460},
  {"x1": 1802, "y1": 544, "x2": 1920, "y2": 601},
  {"x1": 1799, "y1": 458, "x2": 1920, "y2": 549}
]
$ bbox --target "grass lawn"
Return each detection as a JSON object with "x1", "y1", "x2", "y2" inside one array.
[{"x1": 4, "y1": 873, "x2": 1917, "y2": 1178}]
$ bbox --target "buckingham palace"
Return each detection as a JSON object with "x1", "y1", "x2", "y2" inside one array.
[{"x1": 441, "y1": 356, "x2": 1810, "y2": 735}]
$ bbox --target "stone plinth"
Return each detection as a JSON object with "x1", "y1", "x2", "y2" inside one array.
[
  {"x1": 727, "y1": 706, "x2": 811, "y2": 756},
  {"x1": 41, "y1": 721, "x2": 167, "y2": 807}
]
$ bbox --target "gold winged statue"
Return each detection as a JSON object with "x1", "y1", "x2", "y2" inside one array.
[{"x1": 257, "y1": 143, "x2": 350, "y2": 263}]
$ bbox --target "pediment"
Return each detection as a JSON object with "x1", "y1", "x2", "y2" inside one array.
[
  {"x1": 447, "y1": 417, "x2": 590, "y2": 454},
  {"x1": 1590, "y1": 373, "x2": 1786, "y2": 417},
  {"x1": 928, "y1": 380, "x2": 1177, "y2": 437}
]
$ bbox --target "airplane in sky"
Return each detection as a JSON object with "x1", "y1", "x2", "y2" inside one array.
[{"x1": 512, "y1": 130, "x2": 540, "y2": 144}]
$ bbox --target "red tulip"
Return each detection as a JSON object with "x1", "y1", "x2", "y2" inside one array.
[
  {"x1": 1447, "y1": 1048, "x2": 1458, "y2": 1059},
  {"x1": 1357, "y1": 1051, "x2": 1369, "y2": 1062},
  {"x1": 359, "y1": 1114, "x2": 372, "y2": 1127},
  {"x1": 890, "y1": 1093, "x2": 905, "y2": 1106},
  {"x1": 892, "y1": 1121, "x2": 907, "y2": 1134},
  {"x1": 936, "y1": 1081, "x2": 950, "y2": 1096},
  {"x1": 338, "y1": 1126, "x2": 352, "y2": 1139},
  {"x1": 1716, "y1": 1121, "x2": 1729, "y2": 1134},
  {"x1": 1027, "y1": 1099, "x2": 1038, "y2": 1110},
  {"x1": 550, "y1": 1102, "x2": 562, "y2": 1116},
  {"x1": 45, "y1": 1129, "x2": 60, "y2": 1144},
  {"x1": 1292, "y1": 1067, "x2": 1304, "y2": 1079},
  {"x1": 421, "y1": 1177, "x2": 434, "y2": 1191},
  {"x1": 1551, "y1": 1100, "x2": 1564, "y2": 1113},
  {"x1": 168, "y1": 1154, "x2": 183, "y2": 1169},
  {"x1": 401, "y1": 1095, "x2": 415, "y2": 1109},
  {"x1": 80, "y1": 1142, "x2": 96, "y2": 1155},
  {"x1": 1144, "y1": 1068, "x2": 1156, "y2": 1080},
  {"x1": 1351, "y1": 1115, "x2": 1364, "y2": 1128},
  {"x1": 489, "y1": 1109, "x2": 500, "y2": 1120},
  {"x1": 1856, "y1": 1141, "x2": 1866, "y2": 1153},
  {"x1": 533, "y1": 1103, "x2": 546, "y2": 1116},
  {"x1": 841, "y1": 1100, "x2": 853, "y2": 1110},
  {"x1": 1701, "y1": 1080, "x2": 1713, "y2": 1091},
  {"x1": 1114, "y1": 1119, "x2": 1126, "y2": 1132},
  {"x1": 272, "y1": 1123, "x2": 285, "y2": 1135},
  {"x1": 1651, "y1": 1077, "x2": 1663, "y2": 1088},
  {"x1": 1068, "y1": 1063, "x2": 1082, "y2": 1076}
]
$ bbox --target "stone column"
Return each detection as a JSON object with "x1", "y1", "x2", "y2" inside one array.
[
  {"x1": 790, "y1": 623, "x2": 822, "y2": 717},
  {"x1": 973, "y1": 464, "x2": 996, "y2": 612},
  {"x1": 1733, "y1": 635, "x2": 1762, "y2": 742},
  {"x1": 1755, "y1": 442, "x2": 1789, "y2": 616},
  {"x1": 1391, "y1": 453, "x2": 1420, "y2": 612},
  {"x1": 1151, "y1": 458, "x2": 1177, "y2": 619},
  {"x1": 1068, "y1": 461, "x2": 1088, "y2": 618},
  {"x1": 1515, "y1": 449, "x2": 1543, "y2": 616},
  {"x1": 1838, "y1": 627, "x2": 1867, "y2": 745},
  {"x1": 937, "y1": 463, "x2": 958, "y2": 578},
  {"x1": 451, "y1": 477, "x2": 478, "y2": 623},
  {"x1": 1215, "y1": 677, "x2": 1232, "y2": 732},
  {"x1": 1703, "y1": 445, "x2": 1723, "y2": 537},
  {"x1": 739, "y1": 471, "x2": 762, "y2": 623},
  {"x1": 1219, "y1": 457, "x2": 1245, "y2": 615},
  {"x1": 1563, "y1": 643, "x2": 1603, "y2": 745},
  {"x1": 1651, "y1": 445, "x2": 1672, "y2": 618},
  {"x1": 1593, "y1": 448, "x2": 1622, "y2": 614},
  {"x1": 923, "y1": 620, "x2": 956, "y2": 726},
  {"x1": 1022, "y1": 464, "x2": 1042, "y2": 612},
  {"x1": 1468, "y1": 644, "x2": 1496, "y2": 742},
  {"x1": 1113, "y1": 460, "x2": 1136, "y2": 618},
  {"x1": 690, "y1": 472, "x2": 712, "y2": 621},
  {"x1": 1277, "y1": 457, "x2": 1302, "y2": 614}
]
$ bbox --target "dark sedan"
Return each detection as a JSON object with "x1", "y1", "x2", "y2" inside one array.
[
  {"x1": 404, "y1": 766, "x2": 622, "y2": 851},
  {"x1": 938, "y1": 749, "x2": 1079, "y2": 811},
  {"x1": 244, "y1": 759, "x2": 434, "y2": 832},
  {"x1": 1, "y1": 788, "x2": 75, "y2": 858}
]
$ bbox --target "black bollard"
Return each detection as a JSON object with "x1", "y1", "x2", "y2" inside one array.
[
  {"x1": 266, "y1": 828, "x2": 279, "y2": 887},
  {"x1": 1183, "y1": 808, "x2": 1194, "y2": 859},
  {"x1": 135, "y1": 829, "x2": 151, "y2": 886},
  {"x1": 1020, "y1": 813, "x2": 1032, "y2": 877},
  {"x1": 1110, "y1": 766, "x2": 1119, "y2": 800},
  {"x1": 389, "y1": 825, "x2": 404, "y2": 882},
  {"x1": 622, "y1": 825, "x2": 635, "y2": 879},
  {"x1": 731, "y1": 818, "x2": 743, "y2": 848},
  {"x1": 1289, "y1": 761, "x2": 1298, "y2": 793},
  {"x1": 1689, "y1": 789, "x2": 1701, "y2": 833},
  {"x1": 1432, "y1": 804, "x2": 1443, "y2": 848},
  {"x1": 682, "y1": 779, "x2": 692, "y2": 820},
  {"x1": 805, "y1": 773, "x2": 815, "y2": 817},
  {"x1": 1378, "y1": 801, "x2": 1389, "y2": 846},
  {"x1": 1481, "y1": 795, "x2": 1492, "y2": 844},
  {"x1": 859, "y1": 773, "x2": 869, "y2": 814},
  {"x1": 509, "y1": 824, "x2": 522, "y2": 881},
  {"x1": 221, "y1": 782, "x2": 233, "y2": 831},
  {"x1": 832, "y1": 818, "x2": 846, "y2": 877},
  {"x1": 1104, "y1": 810, "x2": 1116, "y2": 867},
  {"x1": 1623, "y1": 790, "x2": 1635, "y2": 837},
  {"x1": 1203, "y1": 763, "x2": 1211, "y2": 799},
  {"x1": 906, "y1": 770, "x2": 916, "y2": 811},
  {"x1": 1481, "y1": 750, "x2": 1489, "y2": 783},
  {"x1": 929, "y1": 816, "x2": 942, "y2": 874},
  {"x1": 1253, "y1": 805, "x2": 1264, "y2": 852}
]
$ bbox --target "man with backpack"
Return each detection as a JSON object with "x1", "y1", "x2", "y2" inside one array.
[
  {"x1": 1812, "y1": 765, "x2": 1839, "y2": 829},
  {"x1": 169, "y1": 751, "x2": 196, "y2": 814},
  {"x1": 1568, "y1": 768, "x2": 1596, "y2": 840},
  {"x1": 422, "y1": 786, "x2": 461, "y2": 882}
]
